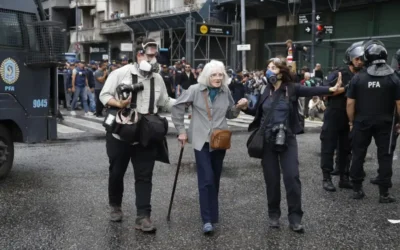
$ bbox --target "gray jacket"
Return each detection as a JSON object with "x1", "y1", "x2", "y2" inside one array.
[{"x1": 171, "y1": 83, "x2": 240, "y2": 151}]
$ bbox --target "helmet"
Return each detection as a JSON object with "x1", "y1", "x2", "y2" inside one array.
[
  {"x1": 364, "y1": 44, "x2": 388, "y2": 64},
  {"x1": 396, "y1": 49, "x2": 400, "y2": 62},
  {"x1": 362, "y1": 39, "x2": 385, "y2": 50},
  {"x1": 343, "y1": 41, "x2": 365, "y2": 64}
]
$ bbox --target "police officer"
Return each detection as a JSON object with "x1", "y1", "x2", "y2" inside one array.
[
  {"x1": 160, "y1": 64, "x2": 175, "y2": 98},
  {"x1": 346, "y1": 42, "x2": 400, "y2": 202},
  {"x1": 100, "y1": 39, "x2": 175, "y2": 231},
  {"x1": 320, "y1": 42, "x2": 365, "y2": 191}
]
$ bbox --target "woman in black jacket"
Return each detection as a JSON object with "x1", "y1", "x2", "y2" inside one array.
[{"x1": 244, "y1": 58, "x2": 341, "y2": 233}]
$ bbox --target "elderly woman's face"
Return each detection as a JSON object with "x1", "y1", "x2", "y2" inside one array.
[
  {"x1": 267, "y1": 62, "x2": 280, "y2": 75},
  {"x1": 209, "y1": 69, "x2": 224, "y2": 88}
]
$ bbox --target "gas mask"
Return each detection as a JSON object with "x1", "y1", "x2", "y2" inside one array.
[
  {"x1": 138, "y1": 60, "x2": 152, "y2": 78},
  {"x1": 266, "y1": 69, "x2": 278, "y2": 85}
]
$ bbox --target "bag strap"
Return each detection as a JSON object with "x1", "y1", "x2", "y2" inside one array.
[
  {"x1": 131, "y1": 74, "x2": 138, "y2": 108},
  {"x1": 148, "y1": 77, "x2": 155, "y2": 114},
  {"x1": 259, "y1": 90, "x2": 282, "y2": 132},
  {"x1": 202, "y1": 91, "x2": 212, "y2": 121}
]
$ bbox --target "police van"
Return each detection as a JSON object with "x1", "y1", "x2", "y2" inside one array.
[{"x1": 0, "y1": 0, "x2": 64, "y2": 179}]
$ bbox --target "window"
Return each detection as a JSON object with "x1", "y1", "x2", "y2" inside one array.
[
  {"x1": 0, "y1": 11, "x2": 23, "y2": 47},
  {"x1": 22, "y1": 13, "x2": 40, "y2": 52}
]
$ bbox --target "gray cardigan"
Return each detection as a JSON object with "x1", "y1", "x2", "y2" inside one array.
[{"x1": 171, "y1": 83, "x2": 240, "y2": 151}]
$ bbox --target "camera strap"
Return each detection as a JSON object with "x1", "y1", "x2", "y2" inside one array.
[
  {"x1": 148, "y1": 77, "x2": 155, "y2": 114},
  {"x1": 131, "y1": 74, "x2": 138, "y2": 108}
]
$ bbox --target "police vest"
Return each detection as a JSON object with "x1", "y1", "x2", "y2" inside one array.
[
  {"x1": 354, "y1": 72, "x2": 397, "y2": 121},
  {"x1": 75, "y1": 68, "x2": 87, "y2": 87}
]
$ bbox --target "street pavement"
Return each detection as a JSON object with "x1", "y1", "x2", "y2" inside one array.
[
  {"x1": 57, "y1": 108, "x2": 324, "y2": 139},
  {"x1": 1, "y1": 132, "x2": 400, "y2": 249}
]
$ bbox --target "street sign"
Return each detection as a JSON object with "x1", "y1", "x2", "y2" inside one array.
[
  {"x1": 299, "y1": 15, "x2": 308, "y2": 24},
  {"x1": 196, "y1": 23, "x2": 233, "y2": 37},
  {"x1": 298, "y1": 13, "x2": 323, "y2": 24},
  {"x1": 305, "y1": 26, "x2": 311, "y2": 33},
  {"x1": 120, "y1": 43, "x2": 133, "y2": 52},
  {"x1": 325, "y1": 25, "x2": 334, "y2": 34},
  {"x1": 237, "y1": 44, "x2": 251, "y2": 51}
]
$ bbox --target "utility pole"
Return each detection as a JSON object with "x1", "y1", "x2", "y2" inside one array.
[
  {"x1": 75, "y1": 0, "x2": 79, "y2": 60},
  {"x1": 311, "y1": 0, "x2": 316, "y2": 70},
  {"x1": 240, "y1": 0, "x2": 246, "y2": 71}
]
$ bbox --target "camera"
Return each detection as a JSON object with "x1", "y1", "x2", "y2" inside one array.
[
  {"x1": 116, "y1": 82, "x2": 144, "y2": 101},
  {"x1": 271, "y1": 124, "x2": 287, "y2": 152}
]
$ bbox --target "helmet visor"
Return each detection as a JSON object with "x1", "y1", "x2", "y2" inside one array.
[{"x1": 349, "y1": 46, "x2": 364, "y2": 61}]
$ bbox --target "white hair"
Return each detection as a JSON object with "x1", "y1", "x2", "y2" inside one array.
[
  {"x1": 197, "y1": 60, "x2": 230, "y2": 87},
  {"x1": 304, "y1": 72, "x2": 311, "y2": 78}
]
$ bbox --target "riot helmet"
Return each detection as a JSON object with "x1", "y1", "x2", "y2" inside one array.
[
  {"x1": 391, "y1": 49, "x2": 400, "y2": 70},
  {"x1": 396, "y1": 49, "x2": 400, "y2": 62},
  {"x1": 364, "y1": 43, "x2": 394, "y2": 76},
  {"x1": 343, "y1": 41, "x2": 365, "y2": 68}
]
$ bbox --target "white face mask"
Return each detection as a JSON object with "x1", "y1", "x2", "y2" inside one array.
[
  {"x1": 148, "y1": 57, "x2": 157, "y2": 64},
  {"x1": 138, "y1": 60, "x2": 152, "y2": 78}
]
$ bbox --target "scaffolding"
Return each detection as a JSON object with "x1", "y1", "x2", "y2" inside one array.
[{"x1": 122, "y1": 3, "x2": 240, "y2": 67}]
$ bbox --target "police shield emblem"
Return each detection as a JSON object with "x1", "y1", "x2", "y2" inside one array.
[{"x1": 0, "y1": 58, "x2": 20, "y2": 85}]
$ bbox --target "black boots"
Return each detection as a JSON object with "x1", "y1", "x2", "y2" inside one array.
[
  {"x1": 323, "y1": 172, "x2": 336, "y2": 192},
  {"x1": 379, "y1": 186, "x2": 396, "y2": 203},
  {"x1": 352, "y1": 183, "x2": 365, "y2": 199},
  {"x1": 338, "y1": 174, "x2": 353, "y2": 189}
]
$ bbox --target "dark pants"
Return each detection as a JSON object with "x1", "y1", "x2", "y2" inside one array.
[
  {"x1": 95, "y1": 89, "x2": 104, "y2": 116},
  {"x1": 106, "y1": 133, "x2": 156, "y2": 217},
  {"x1": 320, "y1": 128, "x2": 351, "y2": 177},
  {"x1": 261, "y1": 136, "x2": 303, "y2": 225},
  {"x1": 194, "y1": 143, "x2": 226, "y2": 224},
  {"x1": 350, "y1": 122, "x2": 395, "y2": 188}
]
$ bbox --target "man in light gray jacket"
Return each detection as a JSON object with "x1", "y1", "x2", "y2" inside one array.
[{"x1": 100, "y1": 39, "x2": 175, "y2": 232}]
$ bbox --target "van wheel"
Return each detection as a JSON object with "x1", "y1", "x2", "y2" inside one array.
[{"x1": 0, "y1": 125, "x2": 14, "y2": 180}]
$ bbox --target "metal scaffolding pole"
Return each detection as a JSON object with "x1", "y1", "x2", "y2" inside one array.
[
  {"x1": 311, "y1": 0, "x2": 316, "y2": 70},
  {"x1": 240, "y1": 0, "x2": 246, "y2": 71},
  {"x1": 186, "y1": 16, "x2": 195, "y2": 67}
]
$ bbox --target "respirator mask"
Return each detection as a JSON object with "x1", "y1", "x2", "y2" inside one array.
[
  {"x1": 138, "y1": 60, "x2": 152, "y2": 78},
  {"x1": 266, "y1": 69, "x2": 278, "y2": 85}
]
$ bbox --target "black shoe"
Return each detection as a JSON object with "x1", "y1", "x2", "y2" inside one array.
[
  {"x1": 269, "y1": 218, "x2": 280, "y2": 228},
  {"x1": 289, "y1": 224, "x2": 305, "y2": 233},
  {"x1": 323, "y1": 179, "x2": 336, "y2": 192},
  {"x1": 370, "y1": 177, "x2": 379, "y2": 185},
  {"x1": 110, "y1": 206, "x2": 123, "y2": 222},
  {"x1": 352, "y1": 189, "x2": 365, "y2": 200},
  {"x1": 331, "y1": 167, "x2": 340, "y2": 176},
  {"x1": 339, "y1": 176, "x2": 353, "y2": 189},
  {"x1": 379, "y1": 194, "x2": 396, "y2": 203}
]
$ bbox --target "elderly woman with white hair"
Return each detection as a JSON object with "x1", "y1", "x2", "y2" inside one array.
[{"x1": 171, "y1": 60, "x2": 248, "y2": 234}]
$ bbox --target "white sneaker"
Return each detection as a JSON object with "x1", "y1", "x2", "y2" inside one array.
[
  {"x1": 85, "y1": 112, "x2": 94, "y2": 116},
  {"x1": 70, "y1": 111, "x2": 77, "y2": 116}
]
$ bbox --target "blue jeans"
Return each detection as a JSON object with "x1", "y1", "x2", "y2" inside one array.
[
  {"x1": 71, "y1": 85, "x2": 89, "y2": 113},
  {"x1": 194, "y1": 143, "x2": 226, "y2": 224},
  {"x1": 87, "y1": 88, "x2": 96, "y2": 112}
]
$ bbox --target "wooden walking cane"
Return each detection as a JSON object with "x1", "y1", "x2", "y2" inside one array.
[{"x1": 167, "y1": 146, "x2": 184, "y2": 221}]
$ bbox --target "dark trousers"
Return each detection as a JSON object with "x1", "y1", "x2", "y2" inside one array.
[
  {"x1": 320, "y1": 127, "x2": 351, "y2": 177},
  {"x1": 261, "y1": 136, "x2": 303, "y2": 225},
  {"x1": 95, "y1": 89, "x2": 104, "y2": 116},
  {"x1": 350, "y1": 122, "x2": 395, "y2": 188},
  {"x1": 194, "y1": 143, "x2": 226, "y2": 224},
  {"x1": 106, "y1": 133, "x2": 156, "y2": 217}
]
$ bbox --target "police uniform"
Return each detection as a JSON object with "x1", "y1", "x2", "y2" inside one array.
[
  {"x1": 160, "y1": 69, "x2": 174, "y2": 98},
  {"x1": 320, "y1": 66, "x2": 354, "y2": 191},
  {"x1": 347, "y1": 43, "x2": 400, "y2": 202}
]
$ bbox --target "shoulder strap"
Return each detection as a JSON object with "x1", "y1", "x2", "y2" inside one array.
[
  {"x1": 131, "y1": 74, "x2": 138, "y2": 109},
  {"x1": 148, "y1": 77, "x2": 155, "y2": 114},
  {"x1": 202, "y1": 91, "x2": 212, "y2": 121}
]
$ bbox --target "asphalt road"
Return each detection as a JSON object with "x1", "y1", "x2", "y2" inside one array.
[{"x1": 1, "y1": 132, "x2": 400, "y2": 250}]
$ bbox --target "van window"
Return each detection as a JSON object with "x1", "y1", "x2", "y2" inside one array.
[
  {"x1": 22, "y1": 13, "x2": 40, "y2": 51},
  {"x1": 0, "y1": 11, "x2": 23, "y2": 47}
]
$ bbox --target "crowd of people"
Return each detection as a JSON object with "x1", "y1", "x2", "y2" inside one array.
[{"x1": 57, "y1": 37, "x2": 400, "y2": 236}]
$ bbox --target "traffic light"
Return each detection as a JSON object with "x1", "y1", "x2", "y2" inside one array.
[{"x1": 316, "y1": 24, "x2": 326, "y2": 43}]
